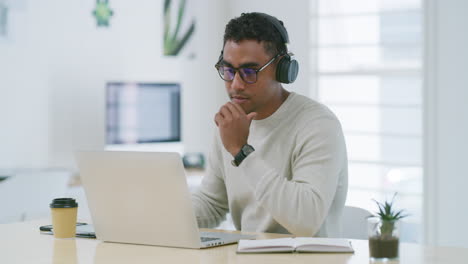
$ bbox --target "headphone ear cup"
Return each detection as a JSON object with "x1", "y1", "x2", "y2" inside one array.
[
  {"x1": 275, "y1": 56, "x2": 289, "y2": 83},
  {"x1": 276, "y1": 55, "x2": 299, "y2": 84},
  {"x1": 287, "y1": 59, "x2": 299, "y2": 83}
]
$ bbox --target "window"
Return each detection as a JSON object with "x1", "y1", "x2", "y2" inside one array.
[{"x1": 310, "y1": 0, "x2": 423, "y2": 241}]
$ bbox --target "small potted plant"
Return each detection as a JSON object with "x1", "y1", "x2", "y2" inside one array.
[{"x1": 368, "y1": 194, "x2": 407, "y2": 260}]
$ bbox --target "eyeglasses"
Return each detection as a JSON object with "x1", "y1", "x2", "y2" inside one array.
[{"x1": 215, "y1": 54, "x2": 279, "y2": 84}]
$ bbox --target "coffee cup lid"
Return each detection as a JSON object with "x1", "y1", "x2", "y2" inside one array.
[{"x1": 50, "y1": 198, "x2": 78, "y2": 208}]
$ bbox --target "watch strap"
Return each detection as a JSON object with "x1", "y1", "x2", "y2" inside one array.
[{"x1": 231, "y1": 144, "x2": 255, "y2": 167}]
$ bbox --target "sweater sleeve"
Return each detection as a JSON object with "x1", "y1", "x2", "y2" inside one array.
[
  {"x1": 191, "y1": 134, "x2": 229, "y2": 228},
  {"x1": 239, "y1": 116, "x2": 346, "y2": 236}
]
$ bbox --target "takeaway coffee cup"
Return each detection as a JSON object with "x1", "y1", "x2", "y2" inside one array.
[{"x1": 50, "y1": 198, "x2": 78, "y2": 239}]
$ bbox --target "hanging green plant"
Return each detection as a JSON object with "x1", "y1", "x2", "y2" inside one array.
[{"x1": 163, "y1": 0, "x2": 196, "y2": 56}]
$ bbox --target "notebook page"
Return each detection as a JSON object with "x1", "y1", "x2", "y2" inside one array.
[
  {"x1": 238, "y1": 238, "x2": 295, "y2": 251},
  {"x1": 294, "y1": 237, "x2": 353, "y2": 252}
]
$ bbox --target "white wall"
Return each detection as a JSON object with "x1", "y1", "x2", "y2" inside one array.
[
  {"x1": 0, "y1": 0, "x2": 228, "y2": 168},
  {"x1": 425, "y1": 0, "x2": 468, "y2": 247},
  {"x1": 182, "y1": 0, "x2": 228, "y2": 155},
  {"x1": 0, "y1": 2, "x2": 51, "y2": 168}
]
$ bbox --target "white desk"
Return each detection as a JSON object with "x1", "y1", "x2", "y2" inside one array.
[{"x1": 2, "y1": 219, "x2": 468, "y2": 263}]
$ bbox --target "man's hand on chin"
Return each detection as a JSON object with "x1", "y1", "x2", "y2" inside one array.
[{"x1": 214, "y1": 102, "x2": 257, "y2": 157}]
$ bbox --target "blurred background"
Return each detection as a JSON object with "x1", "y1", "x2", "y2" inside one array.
[{"x1": 0, "y1": 0, "x2": 467, "y2": 248}]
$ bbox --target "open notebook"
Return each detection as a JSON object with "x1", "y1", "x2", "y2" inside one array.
[{"x1": 237, "y1": 237, "x2": 354, "y2": 253}]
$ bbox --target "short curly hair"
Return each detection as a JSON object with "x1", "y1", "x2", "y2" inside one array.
[{"x1": 223, "y1": 13, "x2": 288, "y2": 56}]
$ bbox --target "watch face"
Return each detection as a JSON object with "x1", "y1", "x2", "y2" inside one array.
[{"x1": 242, "y1": 145, "x2": 255, "y2": 156}]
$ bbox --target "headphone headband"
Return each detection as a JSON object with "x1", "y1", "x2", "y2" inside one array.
[{"x1": 252, "y1": 12, "x2": 289, "y2": 44}]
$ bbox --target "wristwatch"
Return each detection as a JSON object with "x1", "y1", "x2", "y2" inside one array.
[{"x1": 231, "y1": 144, "x2": 255, "y2": 167}]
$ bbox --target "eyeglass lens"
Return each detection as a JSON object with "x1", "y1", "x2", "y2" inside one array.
[{"x1": 218, "y1": 66, "x2": 257, "y2": 84}]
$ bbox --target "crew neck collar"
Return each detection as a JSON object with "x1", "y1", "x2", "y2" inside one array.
[{"x1": 251, "y1": 92, "x2": 296, "y2": 126}]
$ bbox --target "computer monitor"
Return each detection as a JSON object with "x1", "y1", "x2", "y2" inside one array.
[{"x1": 105, "y1": 82, "x2": 181, "y2": 145}]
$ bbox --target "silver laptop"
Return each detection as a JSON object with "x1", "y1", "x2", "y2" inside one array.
[{"x1": 75, "y1": 151, "x2": 254, "y2": 249}]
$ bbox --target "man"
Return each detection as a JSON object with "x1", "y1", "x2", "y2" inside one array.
[{"x1": 192, "y1": 12, "x2": 348, "y2": 237}]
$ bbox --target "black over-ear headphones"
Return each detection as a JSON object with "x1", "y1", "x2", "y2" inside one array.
[
  {"x1": 255, "y1": 13, "x2": 299, "y2": 84},
  {"x1": 218, "y1": 13, "x2": 299, "y2": 84}
]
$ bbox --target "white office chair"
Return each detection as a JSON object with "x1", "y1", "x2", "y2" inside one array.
[
  {"x1": 341, "y1": 205, "x2": 372, "y2": 240},
  {"x1": 0, "y1": 169, "x2": 71, "y2": 223}
]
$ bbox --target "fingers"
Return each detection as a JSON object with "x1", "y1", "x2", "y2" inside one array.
[
  {"x1": 230, "y1": 102, "x2": 245, "y2": 114},
  {"x1": 215, "y1": 102, "x2": 250, "y2": 127},
  {"x1": 214, "y1": 113, "x2": 221, "y2": 126},
  {"x1": 230, "y1": 102, "x2": 257, "y2": 122},
  {"x1": 214, "y1": 105, "x2": 232, "y2": 127},
  {"x1": 225, "y1": 102, "x2": 242, "y2": 119},
  {"x1": 218, "y1": 102, "x2": 239, "y2": 122},
  {"x1": 246, "y1": 112, "x2": 257, "y2": 122},
  {"x1": 220, "y1": 106, "x2": 232, "y2": 122}
]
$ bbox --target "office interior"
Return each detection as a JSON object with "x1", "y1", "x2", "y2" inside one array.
[{"x1": 0, "y1": 0, "x2": 467, "y2": 249}]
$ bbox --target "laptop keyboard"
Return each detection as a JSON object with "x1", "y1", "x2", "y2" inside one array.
[{"x1": 201, "y1": 236, "x2": 220, "y2": 242}]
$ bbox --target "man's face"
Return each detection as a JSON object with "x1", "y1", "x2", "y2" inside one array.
[{"x1": 220, "y1": 40, "x2": 280, "y2": 119}]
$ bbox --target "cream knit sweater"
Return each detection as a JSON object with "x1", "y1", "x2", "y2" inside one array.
[{"x1": 192, "y1": 92, "x2": 348, "y2": 237}]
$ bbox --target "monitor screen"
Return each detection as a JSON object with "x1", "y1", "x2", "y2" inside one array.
[{"x1": 106, "y1": 82, "x2": 181, "y2": 145}]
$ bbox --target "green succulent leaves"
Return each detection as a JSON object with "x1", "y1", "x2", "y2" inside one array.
[
  {"x1": 372, "y1": 193, "x2": 408, "y2": 222},
  {"x1": 163, "y1": 0, "x2": 195, "y2": 56},
  {"x1": 372, "y1": 193, "x2": 408, "y2": 238}
]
